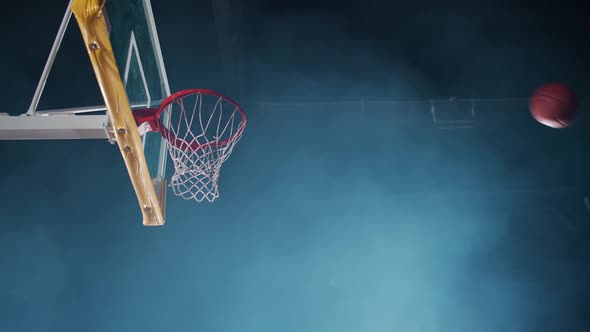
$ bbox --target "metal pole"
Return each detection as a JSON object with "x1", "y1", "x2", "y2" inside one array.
[{"x1": 26, "y1": 0, "x2": 74, "y2": 116}]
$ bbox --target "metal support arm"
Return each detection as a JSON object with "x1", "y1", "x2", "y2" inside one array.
[{"x1": 0, "y1": 114, "x2": 109, "y2": 140}]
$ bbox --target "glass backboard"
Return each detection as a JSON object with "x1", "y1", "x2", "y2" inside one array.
[{"x1": 104, "y1": 0, "x2": 170, "y2": 218}]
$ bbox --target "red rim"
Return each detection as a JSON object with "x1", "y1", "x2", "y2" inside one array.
[{"x1": 153, "y1": 89, "x2": 247, "y2": 151}]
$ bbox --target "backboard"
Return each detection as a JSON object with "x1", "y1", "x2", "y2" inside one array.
[
  {"x1": 1, "y1": 0, "x2": 243, "y2": 225},
  {"x1": 104, "y1": 0, "x2": 171, "y2": 219}
]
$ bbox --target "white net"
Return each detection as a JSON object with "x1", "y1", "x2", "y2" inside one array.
[{"x1": 159, "y1": 90, "x2": 246, "y2": 202}]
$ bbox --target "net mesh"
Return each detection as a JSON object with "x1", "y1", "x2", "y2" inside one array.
[{"x1": 160, "y1": 91, "x2": 246, "y2": 202}]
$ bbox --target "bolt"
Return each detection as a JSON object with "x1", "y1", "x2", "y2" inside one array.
[{"x1": 90, "y1": 42, "x2": 99, "y2": 50}]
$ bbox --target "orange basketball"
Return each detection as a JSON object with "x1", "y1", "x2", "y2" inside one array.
[{"x1": 529, "y1": 83, "x2": 577, "y2": 128}]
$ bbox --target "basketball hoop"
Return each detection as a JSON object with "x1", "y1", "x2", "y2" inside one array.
[{"x1": 133, "y1": 89, "x2": 246, "y2": 202}]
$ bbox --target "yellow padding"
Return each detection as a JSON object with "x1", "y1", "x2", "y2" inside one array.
[{"x1": 71, "y1": 0, "x2": 165, "y2": 226}]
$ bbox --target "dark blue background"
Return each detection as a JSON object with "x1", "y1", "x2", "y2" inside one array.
[{"x1": 1, "y1": 0, "x2": 589, "y2": 331}]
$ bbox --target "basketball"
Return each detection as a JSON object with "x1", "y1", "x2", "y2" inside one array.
[{"x1": 529, "y1": 83, "x2": 577, "y2": 128}]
